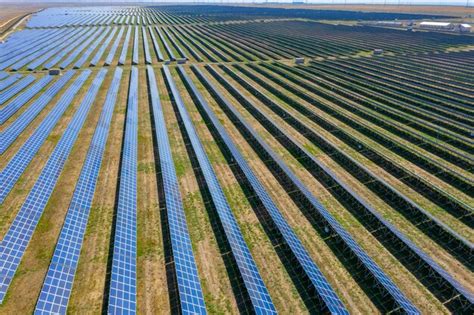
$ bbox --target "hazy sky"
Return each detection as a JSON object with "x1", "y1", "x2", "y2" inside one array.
[{"x1": 1, "y1": 0, "x2": 471, "y2": 4}]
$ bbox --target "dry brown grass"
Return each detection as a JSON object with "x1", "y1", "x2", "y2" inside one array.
[{"x1": 225, "y1": 4, "x2": 474, "y2": 17}]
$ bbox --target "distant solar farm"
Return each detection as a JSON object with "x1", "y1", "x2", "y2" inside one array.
[{"x1": 0, "y1": 4, "x2": 473, "y2": 314}]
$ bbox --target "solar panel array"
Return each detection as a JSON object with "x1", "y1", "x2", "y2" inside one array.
[
  {"x1": 10, "y1": 28, "x2": 80, "y2": 71},
  {"x1": 74, "y1": 27, "x2": 111, "y2": 69},
  {"x1": 163, "y1": 66, "x2": 277, "y2": 314},
  {"x1": 105, "y1": 26, "x2": 125, "y2": 66},
  {"x1": 26, "y1": 28, "x2": 86, "y2": 70},
  {"x1": 0, "y1": 75, "x2": 35, "y2": 105},
  {"x1": 157, "y1": 27, "x2": 175, "y2": 61},
  {"x1": 193, "y1": 65, "x2": 422, "y2": 314},
  {"x1": 147, "y1": 66, "x2": 207, "y2": 314},
  {"x1": 0, "y1": 75, "x2": 53, "y2": 124},
  {"x1": 212, "y1": 65, "x2": 474, "y2": 307},
  {"x1": 90, "y1": 27, "x2": 118, "y2": 66},
  {"x1": 0, "y1": 70, "x2": 91, "y2": 204},
  {"x1": 0, "y1": 69, "x2": 107, "y2": 303},
  {"x1": 35, "y1": 68, "x2": 122, "y2": 315},
  {"x1": 148, "y1": 26, "x2": 164, "y2": 61},
  {"x1": 0, "y1": 70, "x2": 75, "y2": 154},
  {"x1": 142, "y1": 27, "x2": 152, "y2": 64},
  {"x1": 180, "y1": 66, "x2": 353, "y2": 313},
  {"x1": 107, "y1": 67, "x2": 138, "y2": 314},
  {"x1": 118, "y1": 26, "x2": 132, "y2": 65},
  {"x1": 132, "y1": 26, "x2": 139, "y2": 65},
  {"x1": 60, "y1": 28, "x2": 101, "y2": 69},
  {"x1": 0, "y1": 74, "x2": 22, "y2": 91},
  {"x1": 43, "y1": 28, "x2": 96, "y2": 70}
]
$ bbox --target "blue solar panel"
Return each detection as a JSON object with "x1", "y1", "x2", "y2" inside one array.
[
  {"x1": 180, "y1": 65, "x2": 350, "y2": 314},
  {"x1": 0, "y1": 69, "x2": 107, "y2": 303},
  {"x1": 0, "y1": 74, "x2": 22, "y2": 91},
  {"x1": 0, "y1": 70, "x2": 75, "y2": 155},
  {"x1": 142, "y1": 27, "x2": 152, "y2": 64},
  {"x1": 132, "y1": 26, "x2": 139, "y2": 65},
  {"x1": 162, "y1": 28, "x2": 187, "y2": 59},
  {"x1": 0, "y1": 29, "x2": 66, "y2": 70},
  {"x1": 107, "y1": 67, "x2": 138, "y2": 314},
  {"x1": 74, "y1": 27, "x2": 111, "y2": 69},
  {"x1": 0, "y1": 72, "x2": 8, "y2": 80},
  {"x1": 149, "y1": 26, "x2": 164, "y2": 61},
  {"x1": 0, "y1": 75, "x2": 35, "y2": 105},
  {"x1": 26, "y1": 28, "x2": 87, "y2": 71},
  {"x1": 221, "y1": 64, "x2": 474, "y2": 306},
  {"x1": 105, "y1": 26, "x2": 125, "y2": 66},
  {"x1": 43, "y1": 28, "x2": 97, "y2": 70},
  {"x1": 34, "y1": 68, "x2": 122, "y2": 315},
  {"x1": 163, "y1": 66, "x2": 276, "y2": 314},
  {"x1": 156, "y1": 27, "x2": 175, "y2": 61},
  {"x1": 118, "y1": 26, "x2": 132, "y2": 65},
  {"x1": 10, "y1": 28, "x2": 78, "y2": 71},
  {"x1": 0, "y1": 75, "x2": 53, "y2": 124},
  {"x1": 59, "y1": 27, "x2": 102, "y2": 69},
  {"x1": 90, "y1": 27, "x2": 118, "y2": 66},
  {"x1": 147, "y1": 66, "x2": 206, "y2": 314},
  {"x1": 201, "y1": 65, "x2": 443, "y2": 314}
]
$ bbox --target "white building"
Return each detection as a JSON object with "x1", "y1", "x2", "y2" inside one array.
[
  {"x1": 459, "y1": 24, "x2": 472, "y2": 33},
  {"x1": 419, "y1": 21, "x2": 454, "y2": 31}
]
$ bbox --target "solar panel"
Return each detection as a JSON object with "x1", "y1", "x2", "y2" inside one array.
[
  {"x1": 90, "y1": 27, "x2": 118, "y2": 66},
  {"x1": 26, "y1": 28, "x2": 88, "y2": 70},
  {"x1": 147, "y1": 66, "x2": 206, "y2": 314},
  {"x1": 10, "y1": 28, "x2": 78, "y2": 71},
  {"x1": 132, "y1": 26, "x2": 139, "y2": 65},
  {"x1": 0, "y1": 70, "x2": 75, "y2": 155},
  {"x1": 156, "y1": 27, "x2": 175, "y2": 61},
  {"x1": 0, "y1": 74, "x2": 22, "y2": 91},
  {"x1": 200, "y1": 65, "x2": 428, "y2": 314},
  {"x1": 0, "y1": 75, "x2": 35, "y2": 105},
  {"x1": 43, "y1": 27, "x2": 98, "y2": 70},
  {"x1": 0, "y1": 29, "x2": 66, "y2": 70},
  {"x1": 74, "y1": 27, "x2": 111, "y2": 69},
  {"x1": 34, "y1": 68, "x2": 122, "y2": 314},
  {"x1": 118, "y1": 26, "x2": 132, "y2": 65},
  {"x1": 162, "y1": 28, "x2": 187, "y2": 59},
  {"x1": 59, "y1": 27, "x2": 102, "y2": 69},
  {"x1": 0, "y1": 75, "x2": 53, "y2": 125},
  {"x1": 180, "y1": 65, "x2": 350, "y2": 314},
  {"x1": 217, "y1": 64, "x2": 474, "y2": 306},
  {"x1": 107, "y1": 67, "x2": 138, "y2": 314},
  {"x1": 105, "y1": 26, "x2": 125, "y2": 66},
  {"x1": 163, "y1": 66, "x2": 276, "y2": 314},
  {"x1": 0, "y1": 69, "x2": 107, "y2": 303},
  {"x1": 142, "y1": 27, "x2": 152, "y2": 64},
  {"x1": 0, "y1": 72, "x2": 8, "y2": 80},
  {"x1": 148, "y1": 26, "x2": 164, "y2": 61}
]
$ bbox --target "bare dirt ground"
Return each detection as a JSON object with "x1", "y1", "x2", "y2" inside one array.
[{"x1": 0, "y1": 3, "x2": 45, "y2": 35}]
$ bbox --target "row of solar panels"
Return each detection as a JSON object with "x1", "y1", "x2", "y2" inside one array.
[
  {"x1": 242, "y1": 62, "x2": 474, "y2": 264},
  {"x1": 1, "y1": 67, "x2": 472, "y2": 314},
  {"x1": 0, "y1": 25, "x2": 189, "y2": 72},
  {"x1": 27, "y1": 7, "x2": 207, "y2": 28},
  {"x1": 203, "y1": 64, "x2": 474, "y2": 310}
]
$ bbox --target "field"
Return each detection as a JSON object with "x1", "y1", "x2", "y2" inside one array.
[
  {"x1": 229, "y1": 3, "x2": 474, "y2": 17},
  {"x1": 0, "y1": 4, "x2": 473, "y2": 315}
]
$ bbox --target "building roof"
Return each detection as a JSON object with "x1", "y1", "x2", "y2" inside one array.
[{"x1": 420, "y1": 21, "x2": 452, "y2": 26}]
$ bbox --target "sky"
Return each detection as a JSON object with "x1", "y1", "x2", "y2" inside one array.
[{"x1": 2, "y1": 0, "x2": 471, "y2": 5}]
